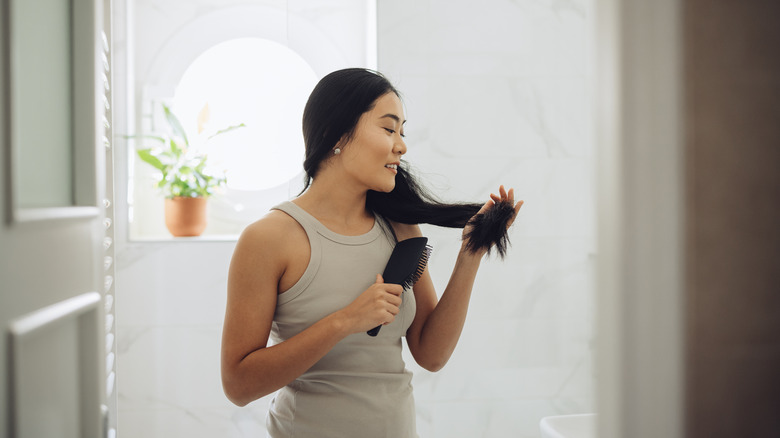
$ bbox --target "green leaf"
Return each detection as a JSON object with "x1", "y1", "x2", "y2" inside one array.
[
  {"x1": 135, "y1": 103, "x2": 234, "y2": 199},
  {"x1": 159, "y1": 148, "x2": 177, "y2": 162},
  {"x1": 207, "y1": 123, "x2": 246, "y2": 140},
  {"x1": 194, "y1": 158, "x2": 207, "y2": 173},
  {"x1": 162, "y1": 103, "x2": 189, "y2": 147},
  {"x1": 169, "y1": 138, "x2": 184, "y2": 158},
  {"x1": 136, "y1": 149, "x2": 165, "y2": 170}
]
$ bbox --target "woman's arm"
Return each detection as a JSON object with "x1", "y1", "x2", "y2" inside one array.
[
  {"x1": 220, "y1": 214, "x2": 404, "y2": 406},
  {"x1": 399, "y1": 186, "x2": 522, "y2": 372}
]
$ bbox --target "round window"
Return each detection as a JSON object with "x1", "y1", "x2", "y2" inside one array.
[{"x1": 172, "y1": 38, "x2": 318, "y2": 191}]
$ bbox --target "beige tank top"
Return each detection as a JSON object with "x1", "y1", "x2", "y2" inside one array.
[{"x1": 266, "y1": 201, "x2": 418, "y2": 438}]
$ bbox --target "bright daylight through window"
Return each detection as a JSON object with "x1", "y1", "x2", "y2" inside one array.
[
  {"x1": 173, "y1": 38, "x2": 317, "y2": 192},
  {"x1": 131, "y1": 38, "x2": 319, "y2": 239}
]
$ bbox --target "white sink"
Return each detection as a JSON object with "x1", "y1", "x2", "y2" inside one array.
[{"x1": 540, "y1": 413, "x2": 596, "y2": 438}]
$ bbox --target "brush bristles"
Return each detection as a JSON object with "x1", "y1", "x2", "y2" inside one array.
[{"x1": 403, "y1": 244, "x2": 432, "y2": 289}]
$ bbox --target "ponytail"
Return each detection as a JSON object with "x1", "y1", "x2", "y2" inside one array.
[{"x1": 367, "y1": 162, "x2": 514, "y2": 258}]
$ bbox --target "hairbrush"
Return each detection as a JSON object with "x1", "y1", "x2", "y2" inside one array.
[{"x1": 367, "y1": 237, "x2": 432, "y2": 337}]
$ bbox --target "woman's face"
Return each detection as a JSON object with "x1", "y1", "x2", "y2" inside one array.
[{"x1": 338, "y1": 92, "x2": 407, "y2": 193}]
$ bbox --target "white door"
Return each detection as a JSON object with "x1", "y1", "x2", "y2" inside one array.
[{"x1": 0, "y1": 0, "x2": 115, "y2": 437}]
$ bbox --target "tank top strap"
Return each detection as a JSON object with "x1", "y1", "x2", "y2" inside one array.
[
  {"x1": 270, "y1": 201, "x2": 323, "y2": 304},
  {"x1": 374, "y1": 214, "x2": 398, "y2": 246},
  {"x1": 271, "y1": 201, "x2": 321, "y2": 237},
  {"x1": 272, "y1": 200, "x2": 388, "y2": 246}
]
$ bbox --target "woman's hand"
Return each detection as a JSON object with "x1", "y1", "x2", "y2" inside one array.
[
  {"x1": 462, "y1": 185, "x2": 524, "y2": 256},
  {"x1": 489, "y1": 185, "x2": 523, "y2": 225},
  {"x1": 337, "y1": 274, "x2": 404, "y2": 334}
]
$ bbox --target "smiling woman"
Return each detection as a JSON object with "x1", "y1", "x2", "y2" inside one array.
[{"x1": 220, "y1": 68, "x2": 522, "y2": 438}]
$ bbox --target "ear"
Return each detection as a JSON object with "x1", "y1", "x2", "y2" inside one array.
[{"x1": 334, "y1": 134, "x2": 350, "y2": 152}]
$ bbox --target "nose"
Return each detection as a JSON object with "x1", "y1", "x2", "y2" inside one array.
[{"x1": 394, "y1": 136, "x2": 407, "y2": 156}]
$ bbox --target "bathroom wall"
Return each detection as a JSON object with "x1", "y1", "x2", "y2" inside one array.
[
  {"x1": 114, "y1": 1, "x2": 594, "y2": 437},
  {"x1": 377, "y1": 1, "x2": 595, "y2": 436}
]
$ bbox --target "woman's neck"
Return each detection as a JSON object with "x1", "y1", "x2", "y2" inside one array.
[{"x1": 294, "y1": 175, "x2": 373, "y2": 232}]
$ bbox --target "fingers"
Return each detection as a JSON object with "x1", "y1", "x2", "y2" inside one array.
[
  {"x1": 375, "y1": 274, "x2": 404, "y2": 294},
  {"x1": 385, "y1": 293, "x2": 403, "y2": 308},
  {"x1": 384, "y1": 283, "x2": 404, "y2": 296},
  {"x1": 344, "y1": 277, "x2": 408, "y2": 333},
  {"x1": 488, "y1": 185, "x2": 524, "y2": 225},
  {"x1": 476, "y1": 198, "x2": 494, "y2": 216},
  {"x1": 490, "y1": 186, "x2": 513, "y2": 202},
  {"x1": 508, "y1": 200, "x2": 524, "y2": 226},
  {"x1": 489, "y1": 185, "x2": 520, "y2": 206},
  {"x1": 376, "y1": 283, "x2": 402, "y2": 326}
]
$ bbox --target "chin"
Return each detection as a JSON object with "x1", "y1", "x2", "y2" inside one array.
[{"x1": 374, "y1": 180, "x2": 396, "y2": 193}]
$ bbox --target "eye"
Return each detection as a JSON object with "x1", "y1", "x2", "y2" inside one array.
[{"x1": 384, "y1": 128, "x2": 406, "y2": 138}]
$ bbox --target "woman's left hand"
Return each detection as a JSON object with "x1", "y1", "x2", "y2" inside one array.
[{"x1": 461, "y1": 185, "x2": 524, "y2": 250}]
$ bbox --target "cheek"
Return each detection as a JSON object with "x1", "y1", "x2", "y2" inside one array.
[
  {"x1": 351, "y1": 133, "x2": 392, "y2": 161},
  {"x1": 368, "y1": 132, "x2": 394, "y2": 155}
]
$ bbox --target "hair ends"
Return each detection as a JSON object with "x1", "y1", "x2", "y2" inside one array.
[{"x1": 462, "y1": 199, "x2": 516, "y2": 259}]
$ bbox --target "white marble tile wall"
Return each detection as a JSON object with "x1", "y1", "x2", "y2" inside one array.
[
  {"x1": 379, "y1": 0, "x2": 595, "y2": 437},
  {"x1": 116, "y1": 0, "x2": 594, "y2": 437}
]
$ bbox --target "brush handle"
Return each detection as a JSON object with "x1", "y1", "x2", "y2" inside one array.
[{"x1": 367, "y1": 237, "x2": 430, "y2": 337}]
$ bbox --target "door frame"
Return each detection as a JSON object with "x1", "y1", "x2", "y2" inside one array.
[
  {"x1": 0, "y1": 0, "x2": 111, "y2": 436},
  {"x1": 595, "y1": 0, "x2": 685, "y2": 437}
]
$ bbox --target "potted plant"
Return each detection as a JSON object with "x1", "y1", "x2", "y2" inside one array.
[{"x1": 134, "y1": 103, "x2": 244, "y2": 237}]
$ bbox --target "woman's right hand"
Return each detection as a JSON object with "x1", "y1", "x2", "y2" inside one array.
[{"x1": 338, "y1": 274, "x2": 404, "y2": 333}]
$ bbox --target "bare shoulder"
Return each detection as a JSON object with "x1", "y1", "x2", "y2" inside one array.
[
  {"x1": 233, "y1": 210, "x2": 305, "y2": 268},
  {"x1": 388, "y1": 220, "x2": 423, "y2": 241},
  {"x1": 241, "y1": 209, "x2": 302, "y2": 242}
]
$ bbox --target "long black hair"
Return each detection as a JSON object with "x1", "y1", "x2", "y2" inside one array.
[{"x1": 301, "y1": 68, "x2": 513, "y2": 256}]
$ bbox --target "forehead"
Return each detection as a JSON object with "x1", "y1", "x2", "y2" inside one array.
[{"x1": 368, "y1": 92, "x2": 405, "y2": 120}]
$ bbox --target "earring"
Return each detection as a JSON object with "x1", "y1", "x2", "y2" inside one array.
[{"x1": 334, "y1": 148, "x2": 341, "y2": 155}]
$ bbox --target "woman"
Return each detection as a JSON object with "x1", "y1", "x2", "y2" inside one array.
[{"x1": 221, "y1": 68, "x2": 522, "y2": 437}]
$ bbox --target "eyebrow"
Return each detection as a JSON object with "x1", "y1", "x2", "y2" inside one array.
[{"x1": 380, "y1": 114, "x2": 407, "y2": 125}]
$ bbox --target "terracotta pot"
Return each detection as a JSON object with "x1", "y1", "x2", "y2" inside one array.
[{"x1": 164, "y1": 196, "x2": 208, "y2": 237}]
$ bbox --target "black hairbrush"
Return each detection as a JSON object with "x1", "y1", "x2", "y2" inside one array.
[{"x1": 367, "y1": 237, "x2": 432, "y2": 337}]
